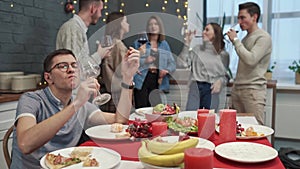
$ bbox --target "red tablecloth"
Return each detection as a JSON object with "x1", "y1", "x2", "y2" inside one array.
[{"x1": 80, "y1": 132, "x2": 285, "y2": 169}]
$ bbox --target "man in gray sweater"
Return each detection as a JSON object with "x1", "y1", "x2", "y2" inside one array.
[{"x1": 226, "y1": 2, "x2": 272, "y2": 125}]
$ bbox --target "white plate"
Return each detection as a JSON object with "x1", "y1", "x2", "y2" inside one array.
[
  {"x1": 215, "y1": 123, "x2": 274, "y2": 139},
  {"x1": 215, "y1": 142, "x2": 278, "y2": 163},
  {"x1": 160, "y1": 136, "x2": 215, "y2": 151},
  {"x1": 135, "y1": 107, "x2": 153, "y2": 115},
  {"x1": 86, "y1": 124, "x2": 129, "y2": 141},
  {"x1": 40, "y1": 146, "x2": 121, "y2": 169}
]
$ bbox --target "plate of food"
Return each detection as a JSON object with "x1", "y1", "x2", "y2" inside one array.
[
  {"x1": 215, "y1": 142, "x2": 278, "y2": 163},
  {"x1": 167, "y1": 116, "x2": 198, "y2": 135},
  {"x1": 215, "y1": 123, "x2": 274, "y2": 139},
  {"x1": 86, "y1": 123, "x2": 131, "y2": 141},
  {"x1": 40, "y1": 146, "x2": 121, "y2": 169}
]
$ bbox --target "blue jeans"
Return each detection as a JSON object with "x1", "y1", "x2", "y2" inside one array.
[{"x1": 186, "y1": 81, "x2": 212, "y2": 110}]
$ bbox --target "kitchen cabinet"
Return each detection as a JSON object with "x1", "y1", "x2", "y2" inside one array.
[{"x1": 0, "y1": 101, "x2": 17, "y2": 169}]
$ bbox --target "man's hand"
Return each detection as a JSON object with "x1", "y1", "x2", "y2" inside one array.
[
  {"x1": 97, "y1": 44, "x2": 113, "y2": 59},
  {"x1": 226, "y1": 29, "x2": 238, "y2": 42},
  {"x1": 122, "y1": 47, "x2": 140, "y2": 83},
  {"x1": 73, "y1": 78, "x2": 100, "y2": 109}
]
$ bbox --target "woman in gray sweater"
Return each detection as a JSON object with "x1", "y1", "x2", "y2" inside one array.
[{"x1": 178, "y1": 23, "x2": 229, "y2": 110}]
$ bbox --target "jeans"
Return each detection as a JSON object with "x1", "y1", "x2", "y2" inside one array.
[{"x1": 186, "y1": 81, "x2": 212, "y2": 110}]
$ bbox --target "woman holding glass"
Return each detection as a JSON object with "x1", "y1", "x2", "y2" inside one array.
[
  {"x1": 132, "y1": 15, "x2": 176, "y2": 109},
  {"x1": 178, "y1": 23, "x2": 229, "y2": 111},
  {"x1": 100, "y1": 11, "x2": 130, "y2": 112}
]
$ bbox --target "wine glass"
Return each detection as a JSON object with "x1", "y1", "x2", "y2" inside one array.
[
  {"x1": 100, "y1": 35, "x2": 113, "y2": 48},
  {"x1": 137, "y1": 32, "x2": 148, "y2": 44},
  {"x1": 80, "y1": 57, "x2": 111, "y2": 105}
]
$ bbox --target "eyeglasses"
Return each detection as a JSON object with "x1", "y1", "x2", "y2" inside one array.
[{"x1": 48, "y1": 62, "x2": 78, "y2": 72}]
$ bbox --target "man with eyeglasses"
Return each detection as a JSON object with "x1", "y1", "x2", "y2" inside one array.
[
  {"x1": 10, "y1": 48, "x2": 140, "y2": 169},
  {"x1": 56, "y1": 0, "x2": 111, "y2": 64}
]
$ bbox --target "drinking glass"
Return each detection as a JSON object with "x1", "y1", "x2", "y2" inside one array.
[
  {"x1": 100, "y1": 35, "x2": 113, "y2": 48},
  {"x1": 137, "y1": 32, "x2": 148, "y2": 44},
  {"x1": 80, "y1": 57, "x2": 111, "y2": 105}
]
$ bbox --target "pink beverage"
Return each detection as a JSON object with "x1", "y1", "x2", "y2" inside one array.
[
  {"x1": 197, "y1": 113, "x2": 215, "y2": 141},
  {"x1": 151, "y1": 122, "x2": 168, "y2": 137},
  {"x1": 219, "y1": 109, "x2": 236, "y2": 142},
  {"x1": 197, "y1": 108, "x2": 209, "y2": 115},
  {"x1": 184, "y1": 148, "x2": 213, "y2": 169}
]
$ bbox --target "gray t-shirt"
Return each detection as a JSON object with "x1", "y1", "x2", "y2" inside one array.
[{"x1": 10, "y1": 87, "x2": 99, "y2": 169}]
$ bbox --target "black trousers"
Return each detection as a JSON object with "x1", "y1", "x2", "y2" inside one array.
[{"x1": 134, "y1": 71, "x2": 162, "y2": 108}]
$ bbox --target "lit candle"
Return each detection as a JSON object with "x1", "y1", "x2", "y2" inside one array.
[
  {"x1": 184, "y1": 148, "x2": 213, "y2": 169},
  {"x1": 197, "y1": 108, "x2": 209, "y2": 115},
  {"x1": 219, "y1": 109, "x2": 236, "y2": 143},
  {"x1": 151, "y1": 122, "x2": 168, "y2": 137},
  {"x1": 197, "y1": 113, "x2": 215, "y2": 141}
]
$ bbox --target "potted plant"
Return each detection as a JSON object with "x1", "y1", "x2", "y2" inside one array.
[
  {"x1": 288, "y1": 60, "x2": 300, "y2": 84},
  {"x1": 265, "y1": 61, "x2": 276, "y2": 80}
]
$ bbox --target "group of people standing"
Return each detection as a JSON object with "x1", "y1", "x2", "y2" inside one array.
[{"x1": 9, "y1": 0, "x2": 271, "y2": 168}]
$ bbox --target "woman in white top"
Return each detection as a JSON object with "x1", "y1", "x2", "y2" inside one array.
[{"x1": 178, "y1": 23, "x2": 229, "y2": 110}]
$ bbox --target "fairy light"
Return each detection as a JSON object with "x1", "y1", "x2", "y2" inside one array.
[
  {"x1": 73, "y1": 0, "x2": 77, "y2": 4},
  {"x1": 104, "y1": 5, "x2": 107, "y2": 9},
  {"x1": 121, "y1": 3, "x2": 125, "y2": 7},
  {"x1": 162, "y1": 6, "x2": 166, "y2": 11},
  {"x1": 10, "y1": 3, "x2": 14, "y2": 8},
  {"x1": 105, "y1": 12, "x2": 108, "y2": 16},
  {"x1": 72, "y1": 9, "x2": 76, "y2": 13},
  {"x1": 145, "y1": 3, "x2": 149, "y2": 7},
  {"x1": 104, "y1": 0, "x2": 108, "y2": 3},
  {"x1": 164, "y1": 0, "x2": 168, "y2": 4},
  {"x1": 102, "y1": 18, "x2": 106, "y2": 22},
  {"x1": 176, "y1": 8, "x2": 180, "y2": 13},
  {"x1": 119, "y1": 9, "x2": 123, "y2": 12}
]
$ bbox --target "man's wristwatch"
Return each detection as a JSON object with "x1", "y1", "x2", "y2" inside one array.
[
  {"x1": 233, "y1": 37, "x2": 238, "y2": 43},
  {"x1": 121, "y1": 82, "x2": 135, "y2": 89}
]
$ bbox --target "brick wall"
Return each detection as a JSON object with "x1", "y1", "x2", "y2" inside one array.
[{"x1": 0, "y1": 0, "x2": 73, "y2": 74}]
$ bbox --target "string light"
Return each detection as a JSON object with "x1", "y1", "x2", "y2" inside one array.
[
  {"x1": 164, "y1": 0, "x2": 168, "y2": 4},
  {"x1": 145, "y1": 3, "x2": 149, "y2": 7}
]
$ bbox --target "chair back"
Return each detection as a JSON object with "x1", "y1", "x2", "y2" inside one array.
[{"x1": 3, "y1": 125, "x2": 14, "y2": 168}]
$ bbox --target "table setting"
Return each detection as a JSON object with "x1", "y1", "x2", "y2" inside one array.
[{"x1": 40, "y1": 105, "x2": 285, "y2": 169}]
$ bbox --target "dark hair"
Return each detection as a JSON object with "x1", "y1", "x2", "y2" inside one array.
[
  {"x1": 239, "y1": 2, "x2": 261, "y2": 22},
  {"x1": 210, "y1": 23, "x2": 225, "y2": 54},
  {"x1": 44, "y1": 49, "x2": 76, "y2": 73},
  {"x1": 79, "y1": 0, "x2": 102, "y2": 11},
  {"x1": 105, "y1": 11, "x2": 125, "y2": 39},
  {"x1": 146, "y1": 15, "x2": 165, "y2": 42}
]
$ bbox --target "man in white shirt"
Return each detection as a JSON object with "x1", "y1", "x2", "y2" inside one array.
[{"x1": 56, "y1": 0, "x2": 111, "y2": 64}]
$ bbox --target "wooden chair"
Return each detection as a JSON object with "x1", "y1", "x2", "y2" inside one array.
[{"x1": 3, "y1": 125, "x2": 14, "y2": 168}]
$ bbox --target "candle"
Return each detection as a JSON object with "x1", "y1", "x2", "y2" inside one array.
[
  {"x1": 219, "y1": 109, "x2": 236, "y2": 143},
  {"x1": 197, "y1": 113, "x2": 215, "y2": 141},
  {"x1": 184, "y1": 148, "x2": 213, "y2": 169},
  {"x1": 197, "y1": 108, "x2": 209, "y2": 115},
  {"x1": 151, "y1": 122, "x2": 168, "y2": 137}
]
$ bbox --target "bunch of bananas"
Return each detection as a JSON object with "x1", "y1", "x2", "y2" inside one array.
[{"x1": 138, "y1": 138, "x2": 199, "y2": 167}]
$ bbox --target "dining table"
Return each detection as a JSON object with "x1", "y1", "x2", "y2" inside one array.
[{"x1": 80, "y1": 114, "x2": 285, "y2": 169}]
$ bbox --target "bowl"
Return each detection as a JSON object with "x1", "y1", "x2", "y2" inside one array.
[{"x1": 0, "y1": 71, "x2": 24, "y2": 90}]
